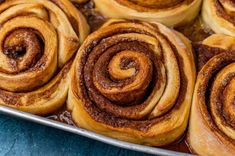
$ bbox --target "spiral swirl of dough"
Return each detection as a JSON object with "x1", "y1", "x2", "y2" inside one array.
[{"x1": 68, "y1": 20, "x2": 196, "y2": 146}]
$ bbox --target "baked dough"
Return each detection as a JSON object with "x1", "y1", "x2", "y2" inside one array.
[
  {"x1": 68, "y1": 20, "x2": 196, "y2": 146},
  {"x1": 189, "y1": 34, "x2": 235, "y2": 156},
  {"x1": 0, "y1": 0, "x2": 89, "y2": 115}
]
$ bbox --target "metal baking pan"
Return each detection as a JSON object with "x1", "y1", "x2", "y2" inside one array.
[{"x1": 0, "y1": 105, "x2": 191, "y2": 156}]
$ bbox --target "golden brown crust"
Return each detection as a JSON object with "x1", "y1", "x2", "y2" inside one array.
[
  {"x1": 0, "y1": 0, "x2": 89, "y2": 115},
  {"x1": 0, "y1": 61, "x2": 72, "y2": 116},
  {"x1": 93, "y1": 0, "x2": 202, "y2": 27},
  {"x1": 189, "y1": 34, "x2": 235, "y2": 156},
  {"x1": 115, "y1": 0, "x2": 193, "y2": 11},
  {"x1": 202, "y1": 0, "x2": 235, "y2": 37},
  {"x1": 68, "y1": 20, "x2": 196, "y2": 146}
]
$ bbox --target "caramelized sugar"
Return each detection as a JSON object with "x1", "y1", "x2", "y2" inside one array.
[
  {"x1": 176, "y1": 17, "x2": 213, "y2": 43},
  {"x1": 76, "y1": 1, "x2": 106, "y2": 32},
  {"x1": 163, "y1": 134, "x2": 192, "y2": 153},
  {"x1": 47, "y1": 105, "x2": 75, "y2": 126}
]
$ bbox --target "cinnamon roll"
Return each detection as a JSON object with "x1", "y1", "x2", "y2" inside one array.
[
  {"x1": 68, "y1": 20, "x2": 196, "y2": 146},
  {"x1": 202, "y1": 0, "x2": 235, "y2": 37},
  {"x1": 189, "y1": 34, "x2": 235, "y2": 155},
  {"x1": 93, "y1": 0, "x2": 202, "y2": 27},
  {"x1": 0, "y1": 0, "x2": 89, "y2": 115}
]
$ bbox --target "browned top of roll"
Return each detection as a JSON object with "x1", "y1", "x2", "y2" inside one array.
[
  {"x1": 71, "y1": 20, "x2": 195, "y2": 131},
  {"x1": 196, "y1": 51, "x2": 235, "y2": 142},
  {"x1": 115, "y1": 0, "x2": 194, "y2": 11}
]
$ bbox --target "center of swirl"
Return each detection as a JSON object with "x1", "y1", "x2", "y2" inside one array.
[
  {"x1": 4, "y1": 45, "x2": 26, "y2": 59},
  {"x1": 108, "y1": 52, "x2": 138, "y2": 80},
  {"x1": 2, "y1": 29, "x2": 43, "y2": 74},
  {"x1": 93, "y1": 50, "x2": 153, "y2": 106}
]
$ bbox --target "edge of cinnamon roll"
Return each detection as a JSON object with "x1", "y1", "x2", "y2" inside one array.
[
  {"x1": 0, "y1": 0, "x2": 89, "y2": 115},
  {"x1": 0, "y1": 60, "x2": 72, "y2": 116},
  {"x1": 93, "y1": 0, "x2": 202, "y2": 27},
  {"x1": 202, "y1": 0, "x2": 235, "y2": 37},
  {"x1": 188, "y1": 34, "x2": 235, "y2": 155}
]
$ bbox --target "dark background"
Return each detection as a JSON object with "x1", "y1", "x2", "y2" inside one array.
[{"x1": 0, "y1": 115, "x2": 153, "y2": 156}]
